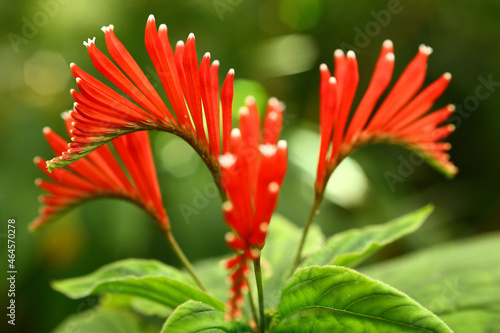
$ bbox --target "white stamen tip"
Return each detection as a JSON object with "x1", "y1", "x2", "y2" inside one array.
[
  {"x1": 228, "y1": 68, "x2": 235, "y2": 75},
  {"x1": 346, "y1": 50, "x2": 356, "y2": 58},
  {"x1": 101, "y1": 25, "x2": 114, "y2": 33},
  {"x1": 231, "y1": 128, "x2": 241, "y2": 138},
  {"x1": 419, "y1": 44, "x2": 433, "y2": 55},
  {"x1": 224, "y1": 232, "x2": 235, "y2": 242},
  {"x1": 320, "y1": 63, "x2": 328, "y2": 71},
  {"x1": 159, "y1": 24, "x2": 167, "y2": 31},
  {"x1": 277, "y1": 140, "x2": 287, "y2": 149},
  {"x1": 268, "y1": 97, "x2": 280, "y2": 107},
  {"x1": 268, "y1": 182, "x2": 280, "y2": 193},
  {"x1": 443, "y1": 72, "x2": 452, "y2": 80},
  {"x1": 259, "y1": 223, "x2": 269, "y2": 233},
  {"x1": 386, "y1": 52, "x2": 395, "y2": 61},
  {"x1": 383, "y1": 39, "x2": 393, "y2": 48},
  {"x1": 245, "y1": 96, "x2": 256, "y2": 105},
  {"x1": 334, "y1": 49, "x2": 344, "y2": 58},
  {"x1": 328, "y1": 77, "x2": 337, "y2": 85},
  {"x1": 71, "y1": 122, "x2": 76, "y2": 126},
  {"x1": 222, "y1": 201, "x2": 233, "y2": 212},
  {"x1": 219, "y1": 153, "x2": 237, "y2": 168},
  {"x1": 188, "y1": 32, "x2": 195, "y2": 39},
  {"x1": 212, "y1": 60, "x2": 220, "y2": 67},
  {"x1": 448, "y1": 104, "x2": 456, "y2": 111},
  {"x1": 75, "y1": 77, "x2": 82, "y2": 83},
  {"x1": 35, "y1": 178, "x2": 42, "y2": 186},
  {"x1": 148, "y1": 14, "x2": 155, "y2": 22},
  {"x1": 268, "y1": 111, "x2": 279, "y2": 120},
  {"x1": 42, "y1": 127, "x2": 51, "y2": 134},
  {"x1": 176, "y1": 40, "x2": 184, "y2": 47},
  {"x1": 83, "y1": 37, "x2": 96, "y2": 47},
  {"x1": 259, "y1": 144, "x2": 277, "y2": 156},
  {"x1": 238, "y1": 106, "x2": 249, "y2": 116}
]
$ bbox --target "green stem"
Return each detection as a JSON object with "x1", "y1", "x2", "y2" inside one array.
[
  {"x1": 247, "y1": 283, "x2": 259, "y2": 328},
  {"x1": 164, "y1": 229, "x2": 208, "y2": 292},
  {"x1": 290, "y1": 192, "x2": 324, "y2": 276},
  {"x1": 253, "y1": 257, "x2": 265, "y2": 333}
]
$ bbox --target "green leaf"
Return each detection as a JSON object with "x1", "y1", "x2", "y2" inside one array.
[
  {"x1": 52, "y1": 307, "x2": 158, "y2": 333},
  {"x1": 161, "y1": 300, "x2": 254, "y2": 333},
  {"x1": 51, "y1": 258, "x2": 193, "y2": 297},
  {"x1": 361, "y1": 232, "x2": 500, "y2": 333},
  {"x1": 52, "y1": 258, "x2": 225, "y2": 312},
  {"x1": 273, "y1": 266, "x2": 452, "y2": 332},
  {"x1": 302, "y1": 205, "x2": 433, "y2": 268},
  {"x1": 261, "y1": 214, "x2": 325, "y2": 308}
]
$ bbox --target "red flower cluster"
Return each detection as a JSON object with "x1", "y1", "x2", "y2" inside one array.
[
  {"x1": 47, "y1": 15, "x2": 234, "y2": 172},
  {"x1": 32, "y1": 113, "x2": 168, "y2": 231},
  {"x1": 219, "y1": 97, "x2": 288, "y2": 318},
  {"x1": 33, "y1": 16, "x2": 289, "y2": 318},
  {"x1": 315, "y1": 41, "x2": 457, "y2": 194}
]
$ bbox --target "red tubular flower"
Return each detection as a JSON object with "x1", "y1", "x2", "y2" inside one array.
[
  {"x1": 47, "y1": 15, "x2": 235, "y2": 177},
  {"x1": 315, "y1": 41, "x2": 458, "y2": 194},
  {"x1": 31, "y1": 112, "x2": 168, "y2": 231},
  {"x1": 219, "y1": 97, "x2": 288, "y2": 318}
]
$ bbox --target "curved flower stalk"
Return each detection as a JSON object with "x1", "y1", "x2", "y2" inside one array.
[
  {"x1": 292, "y1": 41, "x2": 458, "y2": 272},
  {"x1": 47, "y1": 15, "x2": 234, "y2": 194},
  {"x1": 32, "y1": 112, "x2": 206, "y2": 290},
  {"x1": 219, "y1": 97, "x2": 288, "y2": 323}
]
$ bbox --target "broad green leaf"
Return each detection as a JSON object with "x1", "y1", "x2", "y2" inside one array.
[
  {"x1": 361, "y1": 232, "x2": 500, "y2": 333},
  {"x1": 100, "y1": 293, "x2": 172, "y2": 317},
  {"x1": 51, "y1": 258, "x2": 193, "y2": 298},
  {"x1": 302, "y1": 205, "x2": 433, "y2": 268},
  {"x1": 52, "y1": 307, "x2": 158, "y2": 333},
  {"x1": 130, "y1": 297, "x2": 171, "y2": 317},
  {"x1": 55, "y1": 275, "x2": 224, "y2": 311},
  {"x1": 161, "y1": 300, "x2": 254, "y2": 333},
  {"x1": 52, "y1": 258, "x2": 225, "y2": 311},
  {"x1": 262, "y1": 214, "x2": 325, "y2": 308},
  {"x1": 273, "y1": 266, "x2": 452, "y2": 332}
]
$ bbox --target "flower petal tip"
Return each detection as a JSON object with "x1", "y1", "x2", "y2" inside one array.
[
  {"x1": 419, "y1": 44, "x2": 433, "y2": 55},
  {"x1": 383, "y1": 39, "x2": 393, "y2": 48},
  {"x1": 231, "y1": 128, "x2": 241, "y2": 138},
  {"x1": 101, "y1": 25, "x2": 114, "y2": 33},
  {"x1": 219, "y1": 154, "x2": 237, "y2": 168},
  {"x1": 277, "y1": 140, "x2": 287, "y2": 149},
  {"x1": 334, "y1": 49, "x2": 345, "y2": 58},
  {"x1": 83, "y1": 37, "x2": 96, "y2": 48}
]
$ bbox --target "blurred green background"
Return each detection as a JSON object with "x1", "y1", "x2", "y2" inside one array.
[{"x1": 1, "y1": 0, "x2": 499, "y2": 331}]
